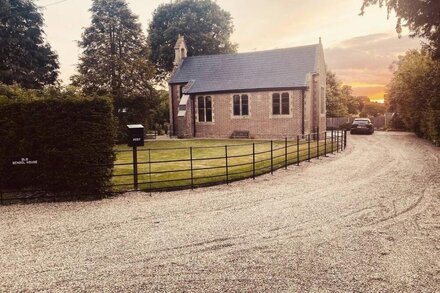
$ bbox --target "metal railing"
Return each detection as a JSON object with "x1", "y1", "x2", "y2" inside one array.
[
  {"x1": 0, "y1": 129, "x2": 347, "y2": 204},
  {"x1": 110, "y1": 129, "x2": 347, "y2": 192}
]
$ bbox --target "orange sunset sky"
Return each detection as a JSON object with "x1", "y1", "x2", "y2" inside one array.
[{"x1": 37, "y1": 0, "x2": 422, "y2": 102}]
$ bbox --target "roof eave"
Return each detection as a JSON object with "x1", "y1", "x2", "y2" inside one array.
[{"x1": 186, "y1": 86, "x2": 309, "y2": 95}]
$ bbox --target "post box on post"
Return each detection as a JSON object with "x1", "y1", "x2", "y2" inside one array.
[{"x1": 127, "y1": 124, "x2": 144, "y2": 190}]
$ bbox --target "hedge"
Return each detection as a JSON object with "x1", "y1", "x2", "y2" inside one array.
[{"x1": 0, "y1": 94, "x2": 116, "y2": 195}]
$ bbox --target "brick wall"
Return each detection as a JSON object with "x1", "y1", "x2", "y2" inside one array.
[{"x1": 190, "y1": 90, "x2": 304, "y2": 139}]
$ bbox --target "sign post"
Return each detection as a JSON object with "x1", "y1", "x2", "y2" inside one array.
[{"x1": 127, "y1": 124, "x2": 145, "y2": 190}]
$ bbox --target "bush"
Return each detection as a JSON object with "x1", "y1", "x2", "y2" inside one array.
[
  {"x1": 114, "y1": 95, "x2": 149, "y2": 143},
  {"x1": 0, "y1": 90, "x2": 116, "y2": 195},
  {"x1": 389, "y1": 113, "x2": 406, "y2": 130},
  {"x1": 339, "y1": 122, "x2": 352, "y2": 131}
]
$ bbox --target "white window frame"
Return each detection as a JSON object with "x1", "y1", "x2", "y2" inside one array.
[
  {"x1": 196, "y1": 95, "x2": 214, "y2": 123},
  {"x1": 270, "y1": 91, "x2": 293, "y2": 118},
  {"x1": 231, "y1": 94, "x2": 251, "y2": 118}
]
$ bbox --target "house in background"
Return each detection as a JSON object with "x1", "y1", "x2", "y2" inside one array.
[{"x1": 168, "y1": 35, "x2": 327, "y2": 139}]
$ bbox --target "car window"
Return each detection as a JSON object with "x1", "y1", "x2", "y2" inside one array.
[{"x1": 353, "y1": 120, "x2": 369, "y2": 125}]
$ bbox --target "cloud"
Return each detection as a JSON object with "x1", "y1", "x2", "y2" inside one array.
[{"x1": 325, "y1": 33, "x2": 421, "y2": 99}]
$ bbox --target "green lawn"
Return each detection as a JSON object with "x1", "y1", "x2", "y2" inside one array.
[{"x1": 112, "y1": 137, "x2": 341, "y2": 192}]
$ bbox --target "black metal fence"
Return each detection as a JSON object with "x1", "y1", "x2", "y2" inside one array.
[
  {"x1": 110, "y1": 129, "x2": 347, "y2": 191},
  {"x1": 0, "y1": 130, "x2": 347, "y2": 204}
]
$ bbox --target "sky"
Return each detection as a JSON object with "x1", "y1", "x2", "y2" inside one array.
[{"x1": 36, "y1": 0, "x2": 422, "y2": 102}]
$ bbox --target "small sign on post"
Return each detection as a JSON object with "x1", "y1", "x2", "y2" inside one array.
[
  {"x1": 127, "y1": 124, "x2": 145, "y2": 147},
  {"x1": 127, "y1": 124, "x2": 145, "y2": 190}
]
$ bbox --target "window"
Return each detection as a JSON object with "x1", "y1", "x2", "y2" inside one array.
[
  {"x1": 272, "y1": 92, "x2": 290, "y2": 115},
  {"x1": 281, "y1": 93, "x2": 289, "y2": 115},
  {"x1": 233, "y1": 94, "x2": 249, "y2": 116},
  {"x1": 197, "y1": 96, "x2": 212, "y2": 122}
]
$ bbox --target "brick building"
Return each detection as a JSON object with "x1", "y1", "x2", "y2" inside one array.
[{"x1": 168, "y1": 35, "x2": 327, "y2": 139}]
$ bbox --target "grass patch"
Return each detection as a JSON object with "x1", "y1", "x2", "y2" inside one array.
[{"x1": 111, "y1": 137, "x2": 340, "y2": 192}]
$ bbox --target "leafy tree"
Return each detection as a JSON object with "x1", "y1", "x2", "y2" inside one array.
[
  {"x1": 72, "y1": 0, "x2": 155, "y2": 97},
  {"x1": 326, "y1": 71, "x2": 359, "y2": 117},
  {"x1": 148, "y1": 0, "x2": 237, "y2": 80},
  {"x1": 387, "y1": 49, "x2": 440, "y2": 144},
  {"x1": 360, "y1": 0, "x2": 440, "y2": 59},
  {"x1": 147, "y1": 90, "x2": 170, "y2": 134},
  {"x1": 356, "y1": 96, "x2": 370, "y2": 112},
  {"x1": 360, "y1": 102, "x2": 386, "y2": 117},
  {"x1": 72, "y1": 0, "x2": 157, "y2": 142},
  {"x1": 0, "y1": 0, "x2": 59, "y2": 88}
]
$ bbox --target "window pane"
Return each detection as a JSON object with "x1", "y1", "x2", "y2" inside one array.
[
  {"x1": 205, "y1": 96, "x2": 212, "y2": 122},
  {"x1": 281, "y1": 93, "x2": 289, "y2": 115},
  {"x1": 272, "y1": 93, "x2": 280, "y2": 115},
  {"x1": 241, "y1": 95, "x2": 249, "y2": 116},
  {"x1": 198, "y1": 96, "x2": 205, "y2": 122},
  {"x1": 233, "y1": 95, "x2": 240, "y2": 116}
]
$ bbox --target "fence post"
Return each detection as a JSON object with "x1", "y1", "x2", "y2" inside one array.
[
  {"x1": 284, "y1": 137, "x2": 288, "y2": 169},
  {"x1": 331, "y1": 129, "x2": 334, "y2": 154},
  {"x1": 324, "y1": 131, "x2": 328, "y2": 157},
  {"x1": 317, "y1": 127, "x2": 320, "y2": 159},
  {"x1": 297, "y1": 135, "x2": 300, "y2": 166},
  {"x1": 252, "y1": 143, "x2": 256, "y2": 179},
  {"x1": 270, "y1": 140, "x2": 274, "y2": 175},
  {"x1": 308, "y1": 134, "x2": 311, "y2": 162},
  {"x1": 148, "y1": 149, "x2": 152, "y2": 194},
  {"x1": 336, "y1": 130, "x2": 340, "y2": 153},
  {"x1": 190, "y1": 147, "x2": 194, "y2": 189},
  {"x1": 344, "y1": 130, "x2": 347, "y2": 150},
  {"x1": 225, "y1": 145, "x2": 229, "y2": 184},
  {"x1": 132, "y1": 145, "x2": 138, "y2": 190}
]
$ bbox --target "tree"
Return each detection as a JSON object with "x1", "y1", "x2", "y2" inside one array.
[
  {"x1": 72, "y1": 0, "x2": 157, "y2": 142},
  {"x1": 360, "y1": 0, "x2": 440, "y2": 59},
  {"x1": 360, "y1": 102, "x2": 386, "y2": 117},
  {"x1": 72, "y1": 0, "x2": 155, "y2": 98},
  {"x1": 147, "y1": 90, "x2": 170, "y2": 134},
  {"x1": 148, "y1": 0, "x2": 237, "y2": 80},
  {"x1": 0, "y1": 0, "x2": 59, "y2": 88},
  {"x1": 326, "y1": 71, "x2": 359, "y2": 117},
  {"x1": 387, "y1": 49, "x2": 440, "y2": 144},
  {"x1": 356, "y1": 96, "x2": 370, "y2": 112}
]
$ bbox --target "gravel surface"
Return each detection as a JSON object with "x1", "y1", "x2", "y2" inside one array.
[{"x1": 1, "y1": 132, "x2": 439, "y2": 292}]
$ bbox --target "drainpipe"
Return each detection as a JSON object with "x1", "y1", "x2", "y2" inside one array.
[
  {"x1": 192, "y1": 96, "x2": 196, "y2": 137},
  {"x1": 301, "y1": 89, "x2": 305, "y2": 136}
]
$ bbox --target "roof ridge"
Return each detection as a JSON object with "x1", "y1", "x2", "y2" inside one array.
[{"x1": 184, "y1": 43, "x2": 319, "y2": 60}]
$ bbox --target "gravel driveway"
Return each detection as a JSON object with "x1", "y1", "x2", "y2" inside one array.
[{"x1": 1, "y1": 132, "x2": 439, "y2": 292}]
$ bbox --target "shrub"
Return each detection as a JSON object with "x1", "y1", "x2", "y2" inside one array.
[
  {"x1": 114, "y1": 95, "x2": 149, "y2": 143},
  {"x1": 0, "y1": 90, "x2": 116, "y2": 195},
  {"x1": 339, "y1": 122, "x2": 352, "y2": 131},
  {"x1": 389, "y1": 113, "x2": 406, "y2": 130}
]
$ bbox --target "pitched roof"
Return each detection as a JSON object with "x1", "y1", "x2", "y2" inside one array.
[{"x1": 169, "y1": 44, "x2": 319, "y2": 94}]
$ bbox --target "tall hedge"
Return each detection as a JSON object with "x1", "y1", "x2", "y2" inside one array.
[{"x1": 0, "y1": 94, "x2": 116, "y2": 194}]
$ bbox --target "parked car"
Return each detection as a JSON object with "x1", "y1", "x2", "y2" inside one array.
[{"x1": 350, "y1": 118, "x2": 374, "y2": 135}]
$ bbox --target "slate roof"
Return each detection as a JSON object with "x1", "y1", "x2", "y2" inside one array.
[{"x1": 169, "y1": 44, "x2": 319, "y2": 94}]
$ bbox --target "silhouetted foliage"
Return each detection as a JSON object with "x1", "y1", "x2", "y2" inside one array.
[
  {"x1": 361, "y1": 0, "x2": 440, "y2": 59},
  {"x1": 387, "y1": 49, "x2": 440, "y2": 145},
  {"x1": 148, "y1": 0, "x2": 237, "y2": 80},
  {"x1": 326, "y1": 71, "x2": 360, "y2": 117},
  {"x1": 360, "y1": 102, "x2": 386, "y2": 117},
  {"x1": 72, "y1": 0, "x2": 157, "y2": 141},
  {"x1": 0, "y1": 0, "x2": 59, "y2": 88}
]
